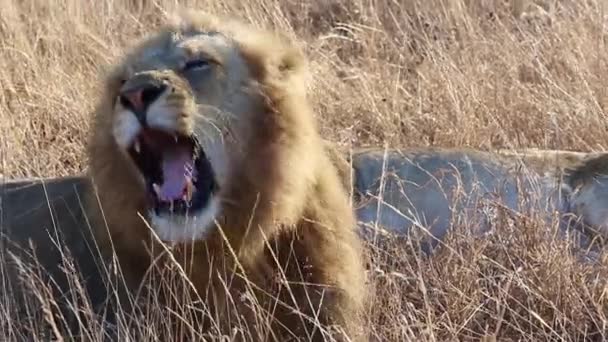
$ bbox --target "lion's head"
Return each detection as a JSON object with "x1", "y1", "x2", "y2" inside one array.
[{"x1": 87, "y1": 11, "x2": 319, "y2": 244}]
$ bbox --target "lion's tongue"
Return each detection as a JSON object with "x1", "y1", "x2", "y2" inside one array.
[{"x1": 157, "y1": 147, "x2": 195, "y2": 201}]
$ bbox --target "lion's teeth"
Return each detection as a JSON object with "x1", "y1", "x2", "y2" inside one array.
[
  {"x1": 184, "y1": 180, "x2": 194, "y2": 202},
  {"x1": 169, "y1": 200, "x2": 174, "y2": 212},
  {"x1": 134, "y1": 139, "x2": 141, "y2": 153},
  {"x1": 152, "y1": 183, "x2": 161, "y2": 197}
]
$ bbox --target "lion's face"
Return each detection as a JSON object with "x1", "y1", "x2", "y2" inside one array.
[{"x1": 107, "y1": 29, "x2": 253, "y2": 243}]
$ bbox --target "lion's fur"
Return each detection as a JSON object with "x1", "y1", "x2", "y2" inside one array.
[{"x1": 84, "y1": 10, "x2": 366, "y2": 341}]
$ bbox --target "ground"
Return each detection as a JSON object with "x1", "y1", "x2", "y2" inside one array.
[{"x1": 1, "y1": 0, "x2": 607, "y2": 341}]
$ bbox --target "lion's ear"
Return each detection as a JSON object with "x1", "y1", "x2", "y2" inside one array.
[{"x1": 236, "y1": 28, "x2": 308, "y2": 88}]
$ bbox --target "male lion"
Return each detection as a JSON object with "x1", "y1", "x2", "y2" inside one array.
[{"x1": 85, "y1": 10, "x2": 366, "y2": 341}]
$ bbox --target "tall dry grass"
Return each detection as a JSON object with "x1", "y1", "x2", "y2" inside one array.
[{"x1": 1, "y1": 0, "x2": 608, "y2": 341}]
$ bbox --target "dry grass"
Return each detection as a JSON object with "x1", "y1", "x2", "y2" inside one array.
[{"x1": 2, "y1": 0, "x2": 608, "y2": 341}]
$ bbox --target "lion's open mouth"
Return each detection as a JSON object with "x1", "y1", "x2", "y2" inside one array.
[{"x1": 127, "y1": 128, "x2": 218, "y2": 216}]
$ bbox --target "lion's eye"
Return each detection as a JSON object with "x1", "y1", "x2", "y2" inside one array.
[{"x1": 184, "y1": 59, "x2": 210, "y2": 71}]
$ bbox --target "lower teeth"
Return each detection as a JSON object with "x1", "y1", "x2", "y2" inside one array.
[
  {"x1": 152, "y1": 183, "x2": 162, "y2": 200},
  {"x1": 151, "y1": 180, "x2": 196, "y2": 209}
]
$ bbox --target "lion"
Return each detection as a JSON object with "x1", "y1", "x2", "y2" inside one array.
[
  {"x1": 83, "y1": 10, "x2": 367, "y2": 341},
  {"x1": 331, "y1": 145, "x2": 608, "y2": 257}
]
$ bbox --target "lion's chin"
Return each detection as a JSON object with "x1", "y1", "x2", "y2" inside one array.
[{"x1": 148, "y1": 195, "x2": 221, "y2": 243}]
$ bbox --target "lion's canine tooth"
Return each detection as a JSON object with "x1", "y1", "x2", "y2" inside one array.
[
  {"x1": 152, "y1": 183, "x2": 161, "y2": 197},
  {"x1": 134, "y1": 139, "x2": 141, "y2": 153},
  {"x1": 184, "y1": 179, "x2": 194, "y2": 202}
]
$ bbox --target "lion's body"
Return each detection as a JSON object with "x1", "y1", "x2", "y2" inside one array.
[
  {"x1": 0, "y1": 177, "x2": 112, "y2": 337},
  {"x1": 339, "y1": 146, "x2": 607, "y2": 254}
]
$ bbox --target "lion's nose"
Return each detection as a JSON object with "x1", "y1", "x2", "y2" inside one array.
[{"x1": 119, "y1": 83, "x2": 167, "y2": 119}]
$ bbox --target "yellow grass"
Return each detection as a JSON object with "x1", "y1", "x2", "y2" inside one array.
[{"x1": 1, "y1": 0, "x2": 608, "y2": 341}]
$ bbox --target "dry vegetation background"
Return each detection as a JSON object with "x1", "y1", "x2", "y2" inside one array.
[{"x1": 2, "y1": 0, "x2": 608, "y2": 341}]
